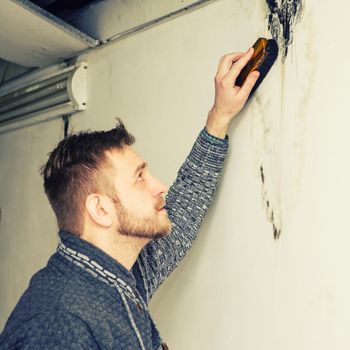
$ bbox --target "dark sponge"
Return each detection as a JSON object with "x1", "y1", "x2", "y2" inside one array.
[
  {"x1": 250, "y1": 39, "x2": 279, "y2": 97},
  {"x1": 236, "y1": 39, "x2": 279, "y2": 98}
]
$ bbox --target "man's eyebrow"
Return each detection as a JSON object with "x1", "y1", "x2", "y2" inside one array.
[{"x1": 133, "y1": 162, "x2": 147, "y2": 177}]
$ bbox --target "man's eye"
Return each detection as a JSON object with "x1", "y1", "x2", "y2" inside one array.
[{"x1": 136, "y1": 173, "x2": 144, "y2": 181}]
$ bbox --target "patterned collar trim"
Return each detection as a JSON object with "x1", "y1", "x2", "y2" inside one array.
[
  {"x1": 57, "y1": 241, "x2": 146, "y2": 311},
  {"x1": 58, "y1": 230, "x2": 137, "y2": 287}
]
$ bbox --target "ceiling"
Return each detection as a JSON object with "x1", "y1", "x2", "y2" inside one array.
[
  {"x1": 28, "y1": 0, "x2": 98, "y2": 21},
  {"x1": 0, "y1": 0, "x2": 212, "y2": 70},
  {"x1": 0, "y1": 0, "x2": 100, "y2": 68}
]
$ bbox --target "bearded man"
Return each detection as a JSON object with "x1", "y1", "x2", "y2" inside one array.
[{"x1": 0, "y1": 48, "x2": 259, "y2": 349}]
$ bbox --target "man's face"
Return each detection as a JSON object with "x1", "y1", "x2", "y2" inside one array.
[{"x1": 105, "y1": 145, "x2": 172, "y2": 240}]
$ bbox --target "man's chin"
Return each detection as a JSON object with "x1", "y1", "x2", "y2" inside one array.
[
  {"x1": 153, "y1": 221, "x2": 172, "y2": 239},
  {"x1": 119, "y1": 219, "x2": 172, "y2": 241}
]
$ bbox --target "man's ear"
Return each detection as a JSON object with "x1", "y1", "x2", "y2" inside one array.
[{"x1": 85, "y1": 194, "x2": 114, "y2": 228}]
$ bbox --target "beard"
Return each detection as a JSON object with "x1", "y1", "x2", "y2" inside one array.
[{"x1": 113, "y1": 197, "x2": 172, "y2": 240}]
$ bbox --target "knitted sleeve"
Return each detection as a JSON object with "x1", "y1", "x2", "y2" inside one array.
[
  {"x1": 136, "y1": 127, "x2": 229, "y2": 302},
  {"x1": 0, "y1": 311, "x2": 100, "y2": 349}
]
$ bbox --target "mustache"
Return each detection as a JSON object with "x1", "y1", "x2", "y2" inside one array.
[{"x1": 156, "y1": 200, "x2": 166, "y2": 210}]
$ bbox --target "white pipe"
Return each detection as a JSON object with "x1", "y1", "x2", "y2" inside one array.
[
  {"x1": 0, "y1": 62, "x2": 75, "y2": 98},
  {"x1": 0, "y1": 102, "x2": 74, "y2": 135},
  {"x1": 0, "y1": 80, "x2": 68, "y2": 114},
  {"x1": 0, "y1": 90, "x2": 69, "y2": 122}
]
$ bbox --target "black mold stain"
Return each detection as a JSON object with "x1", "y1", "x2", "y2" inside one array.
[
  {"x1": 271, "y1": 211, "x2": 281, "y2": 240},
  {"x1": 260, "y1": 165, "x2": 265, "y2": 184},
  {"x1": 260, "y1": 166, "x2": 282, "y2": 240},
  {"x1": 266, "y1": 0, "x2": 303, "y2": 58},
  {"x1": 273, "y1": 223, "x2": 281, "y2": 240}
]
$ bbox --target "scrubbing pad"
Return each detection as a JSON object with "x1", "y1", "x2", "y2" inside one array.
[{"x1": 236, "y1": 38, "x2": 279, "y2": 97}]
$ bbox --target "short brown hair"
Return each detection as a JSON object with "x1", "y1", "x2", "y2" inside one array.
[{"x1": 40, "y1": 118, "x2": 135, "y2": 235}]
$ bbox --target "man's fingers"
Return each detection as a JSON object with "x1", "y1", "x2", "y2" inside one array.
[
  {"x1": 238, "y1": 70, "x2": 260, "y2": 99},
  {"x1": 216, "y1": 56, "x2": 225, "y2": 75},
  {"x1": 216, "y1": 52, "x2": 245, "y2": 78},
  {"x1": 223, "y1": 47, "x2": 254, "y2": 85}
]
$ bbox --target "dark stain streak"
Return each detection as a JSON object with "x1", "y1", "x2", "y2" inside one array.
[
  {"x1": 260, "y1": 167, "x2": 282, "y2": 239},
  {"x1": 260, "y1": 165, "x2": 265, "y2": 184},
  {"x1": 266, "y1": 0, "x2": 303, "y2": 58},
  {"x1": 273, "y1": 223, "x2": 281, "y2": 240},
  {"x1": 270, "y1": 211, "x2": 281, "y2": 239}
]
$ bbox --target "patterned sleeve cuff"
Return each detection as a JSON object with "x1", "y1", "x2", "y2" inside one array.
[
  {"x1": 186, "y1": 127, "x2": 229, "y2": 173},
  {"x1": 202, "y1": 127, "x2": 229, "y2": 145}
]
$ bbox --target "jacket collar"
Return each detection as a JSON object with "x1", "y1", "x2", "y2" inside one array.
[{"x1": 58, "y1": 229, "x2": 137, "y2": 289}]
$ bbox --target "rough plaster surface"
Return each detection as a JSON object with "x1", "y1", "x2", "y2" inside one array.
[{"x1": 251, "y1": 2, "x2": 317, "y2": 238}]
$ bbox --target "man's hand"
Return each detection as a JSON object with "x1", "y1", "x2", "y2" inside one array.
[{"x1": 205, "y1": 48, "x2": 260, "y2": 139}]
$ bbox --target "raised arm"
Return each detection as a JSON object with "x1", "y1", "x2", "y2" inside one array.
[
  {"x1": 136, "y1": 127, "x2": 229, "y2": 301},
  {"x1": 133, "y1": 48, "x2": 260, "y2": 302}
]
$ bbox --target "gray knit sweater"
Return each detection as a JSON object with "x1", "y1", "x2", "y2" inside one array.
[{"x1": 0, "y1": 127, "x2": 229, "y2": 349}]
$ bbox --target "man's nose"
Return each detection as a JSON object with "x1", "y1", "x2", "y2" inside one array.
[{"x1": 152, "y1": 177, "x2": 169, "y2": 196}]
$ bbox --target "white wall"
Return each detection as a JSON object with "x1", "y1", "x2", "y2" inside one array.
[{"x1": 1, "y1": 0, "x2": 350, "y2": 349}]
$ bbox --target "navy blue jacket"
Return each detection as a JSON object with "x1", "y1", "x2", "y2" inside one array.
[{"x1": 0, "y1": 128, "x2": 229, "y2": 349}]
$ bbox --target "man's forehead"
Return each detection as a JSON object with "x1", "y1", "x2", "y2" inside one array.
[{"x1": 106, "y1": 146, "x2": 144, "y2": 172}]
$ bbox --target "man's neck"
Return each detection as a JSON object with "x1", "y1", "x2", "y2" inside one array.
[{"x1": 81, "y1": 231, "x2": 151, "y2": 271}]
